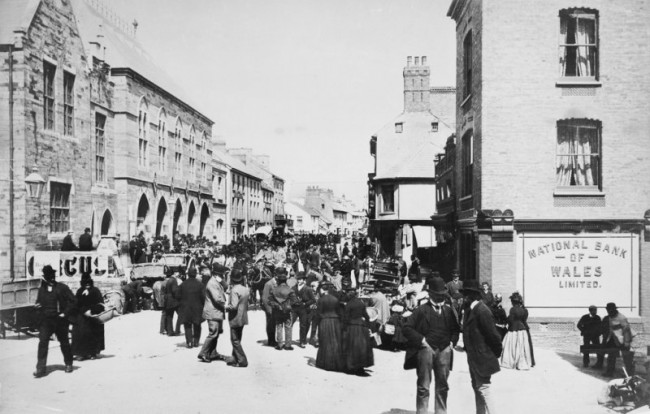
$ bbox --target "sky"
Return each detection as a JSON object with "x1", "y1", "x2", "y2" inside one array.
[{"x1": 109, "y1": 0, "x2": 457, "y2": 206}]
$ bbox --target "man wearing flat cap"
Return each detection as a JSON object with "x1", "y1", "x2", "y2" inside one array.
[
  {"x1": 460, "y1": 280, "x2": 503, "y2": 414},
  {"x1": 33, "y1": 265, "x2": 76, "y2": 377},
  {"x1": 403, "y1": 276, "x2": 460, "y2": 414}
]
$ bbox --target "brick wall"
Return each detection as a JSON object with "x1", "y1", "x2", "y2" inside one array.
[{"x1": 480, "y1": 0, "x2": 650, "y2": 219}]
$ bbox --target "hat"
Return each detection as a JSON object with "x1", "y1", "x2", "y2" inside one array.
[
  {"x1": 187, "y1": 267, "x2": 198, "y2": 277},
  {"x1": 42, "y1": 265, "x2": 57, "y2": 278},
  {"x1": 606, "y1": 302, "x2": 617, "y2": 311},
  {"x1": 509, "y1": 291, "x2": 523, "y2": 303},
  {"x1": 427, "y1": 276, "x2": 448, "y2": 296},
  {"x1": 588, "y1": 305, "x2": 597, "y2": 310},
  {"x1": 212, "y1": 263, "x2": 228, "y2": 276},
  {"x1": 230, "y1": 269, "x2": 244, "y2": 284},
  {"x1": 459, "y1": 279, "x2": 482, "y2": 294},
  {"x1": 274, "y1": 266, "x2": 288, "y2": 276}
]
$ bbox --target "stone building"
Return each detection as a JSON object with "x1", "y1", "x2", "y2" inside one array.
[
  {"x1": 0, "y1": 0, "x2": 118, "y2": 281},
  {"x1": 0, "y1": 0, "x2": 221, "y2": 281},
  {"x1": 367, "y1": 56, "x2": 455, "y2": 263},
  {"x1": 445, "y1": 0, "x2": 650, "y2": 327}
]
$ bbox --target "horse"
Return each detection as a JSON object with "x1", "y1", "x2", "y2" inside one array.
[{"x1": 246, "y1": 262, "x2": 273, "y2": 310}]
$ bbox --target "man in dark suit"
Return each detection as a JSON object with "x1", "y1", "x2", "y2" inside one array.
[
  {"x1": 403, "y1": 277, "x2": 460, "y2": 414},
  {"x1": 61, "y1": 231, "x2": 78, "y2": 251},
  {"x1": 78, "y1": 227, "x2": 93, "y2": 251},
  {"x1": 227, "y1": 269, "x2": 249, "y2": 367},
  {"x1": 460, "y1": 280, "x2": 503, "y2": 414},
  {"x1": 576, "y1": 305, "x2": 603, "y2": 368},
  {"x1": 293, "y1": 272, "x2": 317, "y2": 348}
]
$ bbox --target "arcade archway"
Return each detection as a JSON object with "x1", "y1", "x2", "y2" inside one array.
[{"x1": 156, "y1": 197, "x2": 167, "y2": 237}]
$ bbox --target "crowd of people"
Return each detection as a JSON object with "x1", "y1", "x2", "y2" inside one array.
[{"x1": 33, "y1": 231, "x2": 640, "y2": 414}]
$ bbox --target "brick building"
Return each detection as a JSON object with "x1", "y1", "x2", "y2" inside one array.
[
  {"x1": 368, "y1": 56, "x2": 455, "y2": 263},
  {"x1": 444, "y1": 0, "x2": 650, "y2": 328}
]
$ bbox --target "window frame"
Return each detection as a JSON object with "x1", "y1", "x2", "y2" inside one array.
[
  {"x1": 555, "y1": 119, "x2": 602, "y2": 191},
  {"x1": 50, "y1": 182, "x2": 71, "y2": 233},
  {"x1": 95, "y1": 112, "x2": 106, "y2": 182},
  {"x1": 558, "y1": 8, "x2": 599, "y2": 82},
  {"x1": 63, "y1": 71, "x2": 75, "y2": 136},
  {"x1": 138, "y1": 100, "x2": 149, "y2": 169},
  {"x1": 463, "y1": 31, "x2": 473, "y2": 99},
  {"x1": 43, "y1": 60, "x2": 56, "y2": 131},
  {"x1": 380, "y1": 185, "x2": 395, "y2": 214},
  {"x1": 461, "y1": 131, "x2": 474, "y2": 197},
  {"x1": 158, "y1": 109, "x2": 167, "y2": 174}
]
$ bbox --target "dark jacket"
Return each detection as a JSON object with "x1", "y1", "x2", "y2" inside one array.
[
  {"x1": 402, "y1": 302, "x2": 460, "y2": 370},
  {"x1": 507, "y1": 305, "x2": 529, "y2": 331},
  {"x1": 78, "y1": 233, "x2": 94, "y2": 251},
  {"x1": 313, "y1": 293, "x2": 340, "y2": 326},
  {"x1": 61, "y1": 235, "x2": 78, "y2": 251},
  {"x1": 164, "y1": 277, "x2": 181, "y2": 310},
  {"x1": 463, "y1": 301, "x2": 503, "y2": 377},
  {"x1": 293, "y1": 284, "x2": 316, "y2": 309},
  {"x1": 35, "y1": 281, "x2": 76, "y2": 320},
  {"x1": 577, "y1": 313, "x2": 602, "y2": 338},
  {"x1": 177, "y1": 277, "x2": 205, "y2": 324}
]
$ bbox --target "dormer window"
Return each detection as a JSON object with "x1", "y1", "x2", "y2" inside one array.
[{"x1": 395, "y1": 122, "x2": 403, "y2": 133}]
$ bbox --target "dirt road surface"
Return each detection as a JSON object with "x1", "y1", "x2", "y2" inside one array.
[{"x1": 0, "y1": 309, "x2": 614, "y2": 414}]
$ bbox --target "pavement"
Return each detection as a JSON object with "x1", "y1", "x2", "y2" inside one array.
[{"x1": 0, "y1": 309, "x2": 634, "y2": 414}]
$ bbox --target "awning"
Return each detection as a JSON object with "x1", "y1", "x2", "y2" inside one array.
[{"x1": 412, "y1": 225, "x2": 436, "y2": 248}]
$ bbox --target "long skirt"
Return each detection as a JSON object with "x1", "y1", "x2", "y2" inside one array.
[
  {"x1": 344, "y1": 322, "x2": 374, "y2": 372},
  {"x1": 499, "y1": 329, "x2": 535, "y2": 370},
  {"x1": 316, "y1": 317, "x2": 344, "y2": 372},
  {"x1": 72, "y1": 317, "x2": 105, "y2": 357}
]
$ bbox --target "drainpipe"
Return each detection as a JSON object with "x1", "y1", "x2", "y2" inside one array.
[{"x1": 8, "y1": 44, "x2": 15, "y2": 282}]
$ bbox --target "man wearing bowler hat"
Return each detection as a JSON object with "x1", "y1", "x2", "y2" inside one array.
[
  {"x1": 33, "y1": 265, "x2": 76, "y2": 377},
  {"x1": 460, "y1": 280, "x2": 503, "y2": 414},
  {"x1": 403, "y1": 276, "x2": 460, "y2": 414}
]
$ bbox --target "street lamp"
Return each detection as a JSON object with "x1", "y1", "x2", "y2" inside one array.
[{"x1": 25, "y1": 167, "x2": 46, "y2": 199}]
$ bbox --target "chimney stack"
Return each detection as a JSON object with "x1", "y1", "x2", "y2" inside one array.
[{"x1": 403, "y1": 55, "x2": 430, "y2": 113}]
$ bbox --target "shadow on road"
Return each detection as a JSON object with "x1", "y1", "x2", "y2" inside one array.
[
  {"x1": 555, "y1": 351, "x2": 609, "y2": 381},
  {"x1": 305, "y1": 356, "x2": 316, "y2": 367}
]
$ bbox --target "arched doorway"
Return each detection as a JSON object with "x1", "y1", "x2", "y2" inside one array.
[
  {"x1": 101, "y1": 209, "x2": 114, "y2": 235},
  {"x1": 137, "y1": 194, "x2": 150, "y2": 231},
  {"x1": 173, "y1": 199, "x2": 183, "y2": 235},
  {"x1": 199, "y1": 203, "x2": 210, "y2": 236},
  {"x1": 156, "y1": 197, "x2": 167, "y2": 237},
  {"x1": 187, "y1": 202, "x2": 196, "y2": 235}
]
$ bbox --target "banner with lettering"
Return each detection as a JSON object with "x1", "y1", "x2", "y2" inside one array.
[
  {"x1": 517, "y1": 233, "x2": 638, "y2": 316},
  {"x1": 26, "y1": 251, "x2": 123, "y2": 279}
]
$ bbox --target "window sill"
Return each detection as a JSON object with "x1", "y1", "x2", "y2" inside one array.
[
  {"x1": 555, "y1": 79, "x2": 601, "y2": 88},
  {"x1": 379, "y1": 211, "x2": 395, "y2": 216},
  {"x1": 553, "y1": 187, "x2": 604, "y2": 197},
  {"x1": 459, "y1": 195, "x2": 473, "y2": 202}
]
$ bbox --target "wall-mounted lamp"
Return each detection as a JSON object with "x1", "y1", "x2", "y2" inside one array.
[{"x1": 25, "y1": 167, "x2": 46, "y2": 199}]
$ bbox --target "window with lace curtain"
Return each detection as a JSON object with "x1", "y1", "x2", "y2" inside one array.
[
  {"x1": 556, "y1": 119, "x2": 601, "y2": 189},
  {"x1": 559, "y1": 9, "x2": 598, "y2": 79}
]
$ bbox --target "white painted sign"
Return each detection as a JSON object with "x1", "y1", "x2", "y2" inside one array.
[
  {"x1": 517, "y1": 233, "x2": 639, "y2": 317},
  {"x1": 26, "y1": 251, "x2": 122, "y2": 279}
]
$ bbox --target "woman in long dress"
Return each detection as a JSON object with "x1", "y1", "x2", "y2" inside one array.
[
  {"x1": 314, "y1": 282, "x2": 343, "y2": 372},
  {"x1": 342, "y1": 289, "x2": 373, "y2": 375},
  {"x1": 72, "y1": 272, "x2": 105, "y2": 360},
  {"x1": 499, "y1": 291, "x2": 535, "y2": 370}
]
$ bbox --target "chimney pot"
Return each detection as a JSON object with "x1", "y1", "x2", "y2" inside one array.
[
  {"x1": 422, "y1": 56, "x2": 427, "y2": 65},
  {"x1": 414, "y1": 56, "x2": 420, "y2": 65},
  {"x1": 407, "y1": 56, "x2": 412, "y2": 67}
]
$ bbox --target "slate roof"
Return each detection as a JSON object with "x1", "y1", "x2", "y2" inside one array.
[
  {"x1": 0, "y1": 0, "x2": 41, "y2": 44},
  {"x1": 212, "y1": 149, "x2": 263, "y2": 181},
  {"x1": 70, "y1": 0, "x2": 210, "y2": 122},
  {"x1": 374, "y1": 111, "x2": 454, "y2": 180}
]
